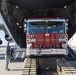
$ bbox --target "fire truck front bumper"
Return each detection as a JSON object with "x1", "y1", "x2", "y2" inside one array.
[{"x1": 26, "y1": 48, "x2": 68, "y2": 57}]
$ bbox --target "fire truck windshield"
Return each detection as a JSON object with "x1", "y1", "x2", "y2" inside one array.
[
  {"x1": 29, "y1": 21, "x2": 64, "y2": 29},
  {"x1": 27, "y1": 21, "x2": 65, "y2": 34},
  {"x1": 47, "y1": 21, "x2": 64, "y2": 29},
  {"x1": 29, "y1": 21, "x2": 46, "y2": 29}
]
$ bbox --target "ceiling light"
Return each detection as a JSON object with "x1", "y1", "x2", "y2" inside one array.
[
  {"x1": 64, "y1": 6, "x2": 67, "y2": 8},
  {"x1": 20, "y1": 26, "x2": 22, "y2": 28},
  {"x1": 16, "y1": 23, "x2": 19, "y2": 25},
  {"x1": 16, "y1": 6, "x2": 19, "y2": 8},
  {"x1": 45, "y1": 67, "x2": 49, "y2": 69}
]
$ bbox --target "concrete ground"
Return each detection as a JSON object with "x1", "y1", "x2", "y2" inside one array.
[{"x1": 0, "y1": 47, "x2": 24, "y2": 75}]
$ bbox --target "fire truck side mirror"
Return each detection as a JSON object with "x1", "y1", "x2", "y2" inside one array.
[
  {"x1": 24, "y1": 22, "x2": 27, "y2": 32},
  {"x1": 66, "y1": 23, "x2": 68, "y2": 30},
  {"x1": 66, "y1": 19, "x2": 68, "y2": 30},
  {"x1": 24, "y1": 19, "x2": 27, "y2": 24}
]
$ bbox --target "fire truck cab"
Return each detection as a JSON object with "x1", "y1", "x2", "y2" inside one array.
[{"x1": 24, "y1": 17, "x2": 68, "y2": 57}]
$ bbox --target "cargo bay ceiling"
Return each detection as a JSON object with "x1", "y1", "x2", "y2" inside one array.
[
  {"x1": 0, "y1": 0, "x2": 76, "y2": 47},
  {"x1": 9, "y1": 0, "x2": 75, "y2": 19},
  {"x1": 11, "y1": 0, "x2": 74, "y2": 9}
]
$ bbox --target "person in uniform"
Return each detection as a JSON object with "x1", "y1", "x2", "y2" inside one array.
[{"x1": 5, "y1": 41, "x2": 11, "y2": 71}]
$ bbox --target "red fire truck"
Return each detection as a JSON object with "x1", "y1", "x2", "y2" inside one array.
[{"x1": 24, "y1": 17, "x2": 68, "y2": 56}]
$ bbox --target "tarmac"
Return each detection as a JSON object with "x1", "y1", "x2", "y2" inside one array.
[
  {"x1": 0, "y1": 47, "x2": 24, "y2": 75},
  {"x1": 0, "y1": 44, "x2": 76, "y2": 75}
]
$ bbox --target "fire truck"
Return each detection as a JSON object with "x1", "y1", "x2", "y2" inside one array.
[{"x1": 24, "y1": 17, "x2": 68, "y2": 56}]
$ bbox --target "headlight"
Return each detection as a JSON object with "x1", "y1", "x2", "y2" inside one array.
[{"x1": 62, "y1": 44, "x2": 67, "y2": 48}]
